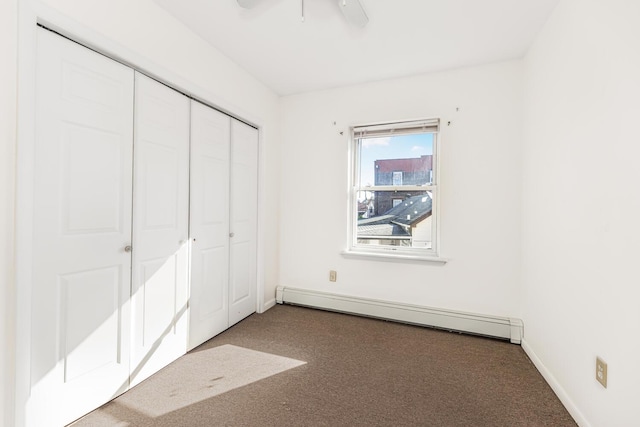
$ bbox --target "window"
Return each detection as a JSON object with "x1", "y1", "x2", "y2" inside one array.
[
  {"x1": 347, "y1": 119, "x2": 440, "y2": 259},
  {"x1": 392, "y1": 171, "x2": 403, "y2": 185}
]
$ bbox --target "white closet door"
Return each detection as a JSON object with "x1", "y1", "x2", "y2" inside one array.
[
  {"x1": 188, "y1": 101, "x2": 231, "y2": 350},
  {"x1": 229, "y1": 119, "x2": 258, "y2": 326},
  {"x1": 130, "y1": 73, "x2": 190, "y2": 386},
  {"x1": 30, "y1": 28, "x2": 134, "y2": 427}
]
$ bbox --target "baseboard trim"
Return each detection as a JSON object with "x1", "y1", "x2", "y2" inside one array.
[
  {"x1": 261, "y1": 298, "x2": 277, "y2": 312},
  {"x1": 521, "y1": 339, "x2": 589, "y2": 427},
  {"x1": 276, "y1": 286, "x2": 523, "y2": 343}
]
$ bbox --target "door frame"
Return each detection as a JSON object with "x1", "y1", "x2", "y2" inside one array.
[{"x1": 14, "y1": 4, "x2": 269, "y2": 426}]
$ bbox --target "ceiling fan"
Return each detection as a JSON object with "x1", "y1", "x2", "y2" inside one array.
[{"x1": 236, "y1": 0, "x2": 369, "y2": 28}]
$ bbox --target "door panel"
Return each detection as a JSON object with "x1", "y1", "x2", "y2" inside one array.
[
  {"x1": 230, "y1": 241, "x2": 251, "y2": 303},
  {"x1": 131, "y1": 73, "x2": 190, "y2": 386},
  {"x1": 200, "y1": 247, "x2": 226, "y2": 315},
  {"x1": 140, "y1": 257, "x2": 178, "y2": 343},
  {"x1": 188, "y1": 101, "x2": 231, "y2": 350},
  {"x1": 229, "y1": 120, "x2": 258, "y2": 326},
  {"x1": 61, "y1": 266, "x2": 121, "y2": 382},
  {"x1": 61, "y1": 126, "x2": 124, "y2": 234},
  {"x1": 140, "y1": 142, "x2": 180, "y2": 229},
  {"x1": 30, "y1": 28, "x2": 134, "y2": 427}
]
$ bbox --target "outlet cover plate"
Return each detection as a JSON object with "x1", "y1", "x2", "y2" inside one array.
[{"x1": 596, "y1": 357, "x2": 607, "y2": 388}]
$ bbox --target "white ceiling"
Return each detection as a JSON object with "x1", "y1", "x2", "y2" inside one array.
[{"x1": 154, "y1": 0, "x2": 560, "y2": 96}]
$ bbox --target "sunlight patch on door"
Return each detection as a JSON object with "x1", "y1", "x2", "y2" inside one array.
[{"x1": 119, "y1": 344, "x2": 306, "y2": 418}]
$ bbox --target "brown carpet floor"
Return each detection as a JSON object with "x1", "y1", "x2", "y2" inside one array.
[{"x1": 72, "y1": 304, "x2": 576, "y2": 426}]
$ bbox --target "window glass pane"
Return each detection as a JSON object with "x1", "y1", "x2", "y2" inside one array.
[
  {"x1": 356, "y1": 190, "x2": 376, "y2": 219},
  {"x1": 356, "y1": 190, "x2": 433, "y2": 249},
  {"x1": 358, "y1": 133, "x2": 434, "y2": 187}
]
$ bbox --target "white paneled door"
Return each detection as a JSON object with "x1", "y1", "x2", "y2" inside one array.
[
  {"x1": 130, "y1": 73, "x2": 191, "y2": 386},
  {"x1": 188, "y1": 101, "x2": 231, "y2": 350},
  {"x1": 229, "y1": 119, "x2": 258, "y2": 327},
  {"x1": 30, "y1": 29, "x2": 135, "y2": 427}
]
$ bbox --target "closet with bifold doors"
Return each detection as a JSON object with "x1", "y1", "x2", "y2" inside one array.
[{"x1": 28, "y1": 27, "x2": 258, "y2": 427}]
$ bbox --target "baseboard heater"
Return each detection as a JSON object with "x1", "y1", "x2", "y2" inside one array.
[{"x1": 276, "y1": 286, "x2": 523, "y2": 344}]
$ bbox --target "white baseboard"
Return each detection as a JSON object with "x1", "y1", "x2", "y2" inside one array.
[
  {"x1": 276, "y1": 286, "x2": 523, "y2": 343},
  {"x1": 521, "y1": 339, "x2": 589, "y2": 427},
  {"x1": 261, "y1": 298, "x2": 276, "y2": 312}
]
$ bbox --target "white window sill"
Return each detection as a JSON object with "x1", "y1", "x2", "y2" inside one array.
[{"x1": 341, "y1": 249, "x2": 448, "y2": 264}]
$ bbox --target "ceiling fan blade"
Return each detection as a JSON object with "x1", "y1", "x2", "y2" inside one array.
[
  {"x1": 237, "y1": 0, "x2": 262, "y2": 9},
  {"x1": 339, "y1": 0, "x2": 369, "y2": 28}
]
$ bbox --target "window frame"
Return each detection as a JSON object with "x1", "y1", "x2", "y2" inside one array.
[{"x1": 344, "y1": 118, "x2": 445, "y2": 262}]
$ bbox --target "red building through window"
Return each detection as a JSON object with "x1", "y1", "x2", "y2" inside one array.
[{"x1": 373, "y1": 155, "x2": 432, "y2": 215}]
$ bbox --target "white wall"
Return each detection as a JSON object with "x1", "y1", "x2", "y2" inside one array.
[
  {"x1": 522, "y1": 0, "x2": 640, "y2": 425},
  {"x1": 0, "y1": 0, "x2": 18, "y2": 423},
  {"x1": 279, "y1": 61, "x2": 523, "y2": 317}
]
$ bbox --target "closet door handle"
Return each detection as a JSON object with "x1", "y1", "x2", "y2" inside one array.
[
  {"x1": 229, "y1": 232, "x2": 235, "y2": 238},
  {"x1": 124, "y1": 245, "x2": 132, "y2": 253}
]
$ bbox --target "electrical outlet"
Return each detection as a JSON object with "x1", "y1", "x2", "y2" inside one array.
[
  {"x1": 596, "y1": 357, "x2": 607, "y2": 388},
  {"x1": 329, "y1": 270, "x2": 337, "y2": 282}
]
